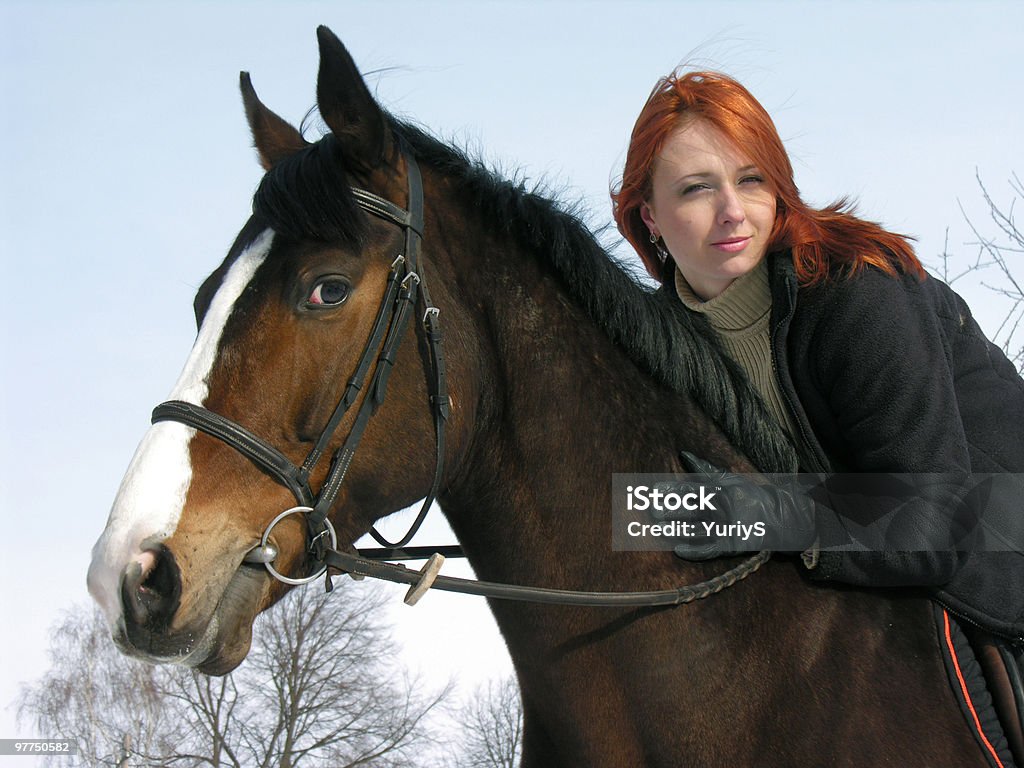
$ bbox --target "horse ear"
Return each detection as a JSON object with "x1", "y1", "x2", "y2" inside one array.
[
  {"x1": 315, "y1": 25, "x2": 391, "y2": 167},
  {"x1": 240, "y1": 72, "x2": 307, "y2": 170}
]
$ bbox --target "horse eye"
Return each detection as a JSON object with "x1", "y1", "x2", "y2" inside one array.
[{"x1": 307, "y1": 278, "x2": 350, "y2": 307}]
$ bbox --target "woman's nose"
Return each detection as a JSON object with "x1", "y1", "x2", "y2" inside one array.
[{"x1": 717, "y1": 187, "x2": 746, "y2": 225}]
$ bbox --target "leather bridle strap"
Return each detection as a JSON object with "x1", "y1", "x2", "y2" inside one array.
[
  {"x1": 299, "y1": 254, "x2": 407, "y2": 481},
  {"x1": 305, "y1": 268, "x2": 421, "y2": 533}
]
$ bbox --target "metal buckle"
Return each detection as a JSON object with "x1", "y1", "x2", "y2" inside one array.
[{"x1": 254, "y1": 506, "x2": 338, "y2": 586}]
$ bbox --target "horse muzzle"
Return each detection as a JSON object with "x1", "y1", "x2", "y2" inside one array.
[{"x1": 90, "y1": 537, "x2": 271, "y2": 673}]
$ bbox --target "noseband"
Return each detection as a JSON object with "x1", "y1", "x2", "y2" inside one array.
[{"x1": 152, "y1": 151, "x2": 450, "y2": 585}]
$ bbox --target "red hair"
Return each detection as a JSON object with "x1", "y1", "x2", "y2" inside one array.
[{"x1": 611, "y1": 70, "x2": 924, "y2": 285}]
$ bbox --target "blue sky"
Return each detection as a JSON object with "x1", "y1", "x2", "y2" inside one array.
[{"x1": 2, "y1": 0, "x2": 1022, "y2": 748}]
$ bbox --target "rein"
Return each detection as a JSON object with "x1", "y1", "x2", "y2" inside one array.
[
  {"x1": 325, "y1": 547, "x2": 771, "y2": 607},
  {"x1": 151, "y1": 149, "x2": 771, "y2": 606}
]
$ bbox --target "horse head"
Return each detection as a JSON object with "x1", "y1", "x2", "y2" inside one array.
[{"x1": 87, "y1": 28, "x2": 471, "y2": 674}]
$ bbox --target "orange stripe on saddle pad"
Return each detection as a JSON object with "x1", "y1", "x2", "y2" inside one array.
[{"x1": 939, "y1": 606, "x2": 1017, "y2": 768}]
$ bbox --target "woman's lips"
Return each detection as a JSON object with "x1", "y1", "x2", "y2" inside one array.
[{"x1": 711, "y1": 236, "x2": 752, "y2": 253}]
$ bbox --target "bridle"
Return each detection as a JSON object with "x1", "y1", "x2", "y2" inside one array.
[
  {"x1": 151, "y1": 148, "x2": 769, "y2": 605},
  {"x1": 153, "y1": 149, "x2": 449, "y2": 585}
]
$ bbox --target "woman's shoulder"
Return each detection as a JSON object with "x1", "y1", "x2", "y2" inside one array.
[
  {"x1": 777, "y1": 255, "x2": 966, "y2": 382},
  {"x1": 782, "y1": 255, "x2": 960, "y2": 329}
]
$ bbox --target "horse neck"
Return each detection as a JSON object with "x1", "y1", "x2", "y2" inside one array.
[
  {"x1": 433, "y1": 218, "x2": 739, "y2": 588},
  {"x1": 429, "y1": 221, "x2": 792, "y2": 739}
]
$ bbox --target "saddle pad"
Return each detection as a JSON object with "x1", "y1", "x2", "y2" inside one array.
[{"x1": 936, "y1": 605, "x2": 1017, "y2": 768}]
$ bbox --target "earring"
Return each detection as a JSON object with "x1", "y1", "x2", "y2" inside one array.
[{"x1": 651, "y1": 234, "x2": 669, "y2": 262}]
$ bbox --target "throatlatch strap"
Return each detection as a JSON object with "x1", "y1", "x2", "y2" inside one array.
[{"x1": 364, "y1": 153, "x2": 444, "y2": 551}]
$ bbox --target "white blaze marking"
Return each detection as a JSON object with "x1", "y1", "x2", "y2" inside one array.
[{"x1": 88, "y1": 230, "x2": 274, "y2": 627}]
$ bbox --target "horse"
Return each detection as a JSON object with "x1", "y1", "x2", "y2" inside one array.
[{"x1": 87, "y1": 27, "x2": 996, "y2": 767}]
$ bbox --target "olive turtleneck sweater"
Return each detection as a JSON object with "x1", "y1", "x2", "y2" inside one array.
[{"x1": 673, "y1": 258, "x2": 799, "y2": 439}]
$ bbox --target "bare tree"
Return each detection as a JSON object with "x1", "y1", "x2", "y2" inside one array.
[
  {"x1": 448, "y1": 676, "x2": 523, "y2": 768},
  {"x1": 20, "y1": 584, "x2": 448, "y2": 767},
  {"x1": 935, "y1": 171, "x2": 1023, "y2": 371},
  {"x1": 18, "y1": 606, "x2": 185, "y2": 766},
  {"x1": 233, "y1": 585, "x2": 446, "y2": 768},
  {"x1": 155, "y1": 668, "x2": 245, "y2": 767}
]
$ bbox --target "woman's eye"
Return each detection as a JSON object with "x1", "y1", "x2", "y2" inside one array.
[
  {"x1": 739, "y1": 175, "x2": 765, "y2": 185},
  {"x1": 681, "y1": 183, "x2": 710, "y2": 196},
  {"x1": 307, "y1": 279, "x2": 350, "y2": 307}
]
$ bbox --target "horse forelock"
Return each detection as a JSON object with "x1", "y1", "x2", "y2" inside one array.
[{"x1": 251, "y1": 133, "x2": 368, "y2": 246}]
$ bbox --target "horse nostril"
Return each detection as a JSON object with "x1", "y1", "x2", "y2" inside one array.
[{"x1": 120, "y1": 547, "x2": 182, "y2": 630}]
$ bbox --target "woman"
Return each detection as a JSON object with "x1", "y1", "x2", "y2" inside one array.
[{"x1": 610, "y1": 71, "x2": 1024, "y2": 643}]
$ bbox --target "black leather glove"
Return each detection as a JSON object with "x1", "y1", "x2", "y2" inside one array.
[{"x1": 667, "y1": 451, "x2": 819, "y2": 560}]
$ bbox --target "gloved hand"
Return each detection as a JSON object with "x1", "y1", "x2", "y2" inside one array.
[{"x1": 667, "y1": 451, "x2": 818, "y2": 560}]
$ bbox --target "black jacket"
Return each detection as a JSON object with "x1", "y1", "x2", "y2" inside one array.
[{"x1": 766, "y1": 251, "x2": 1024, "y2": 640}]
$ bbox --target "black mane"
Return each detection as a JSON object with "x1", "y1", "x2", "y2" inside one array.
[{"x1": 254, "y1": 119, "x2": 797, "y2": 472}]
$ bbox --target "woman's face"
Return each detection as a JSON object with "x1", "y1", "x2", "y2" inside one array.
[{"x1": 641, "y1": 119, "x2": 777, "y2": 300}]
